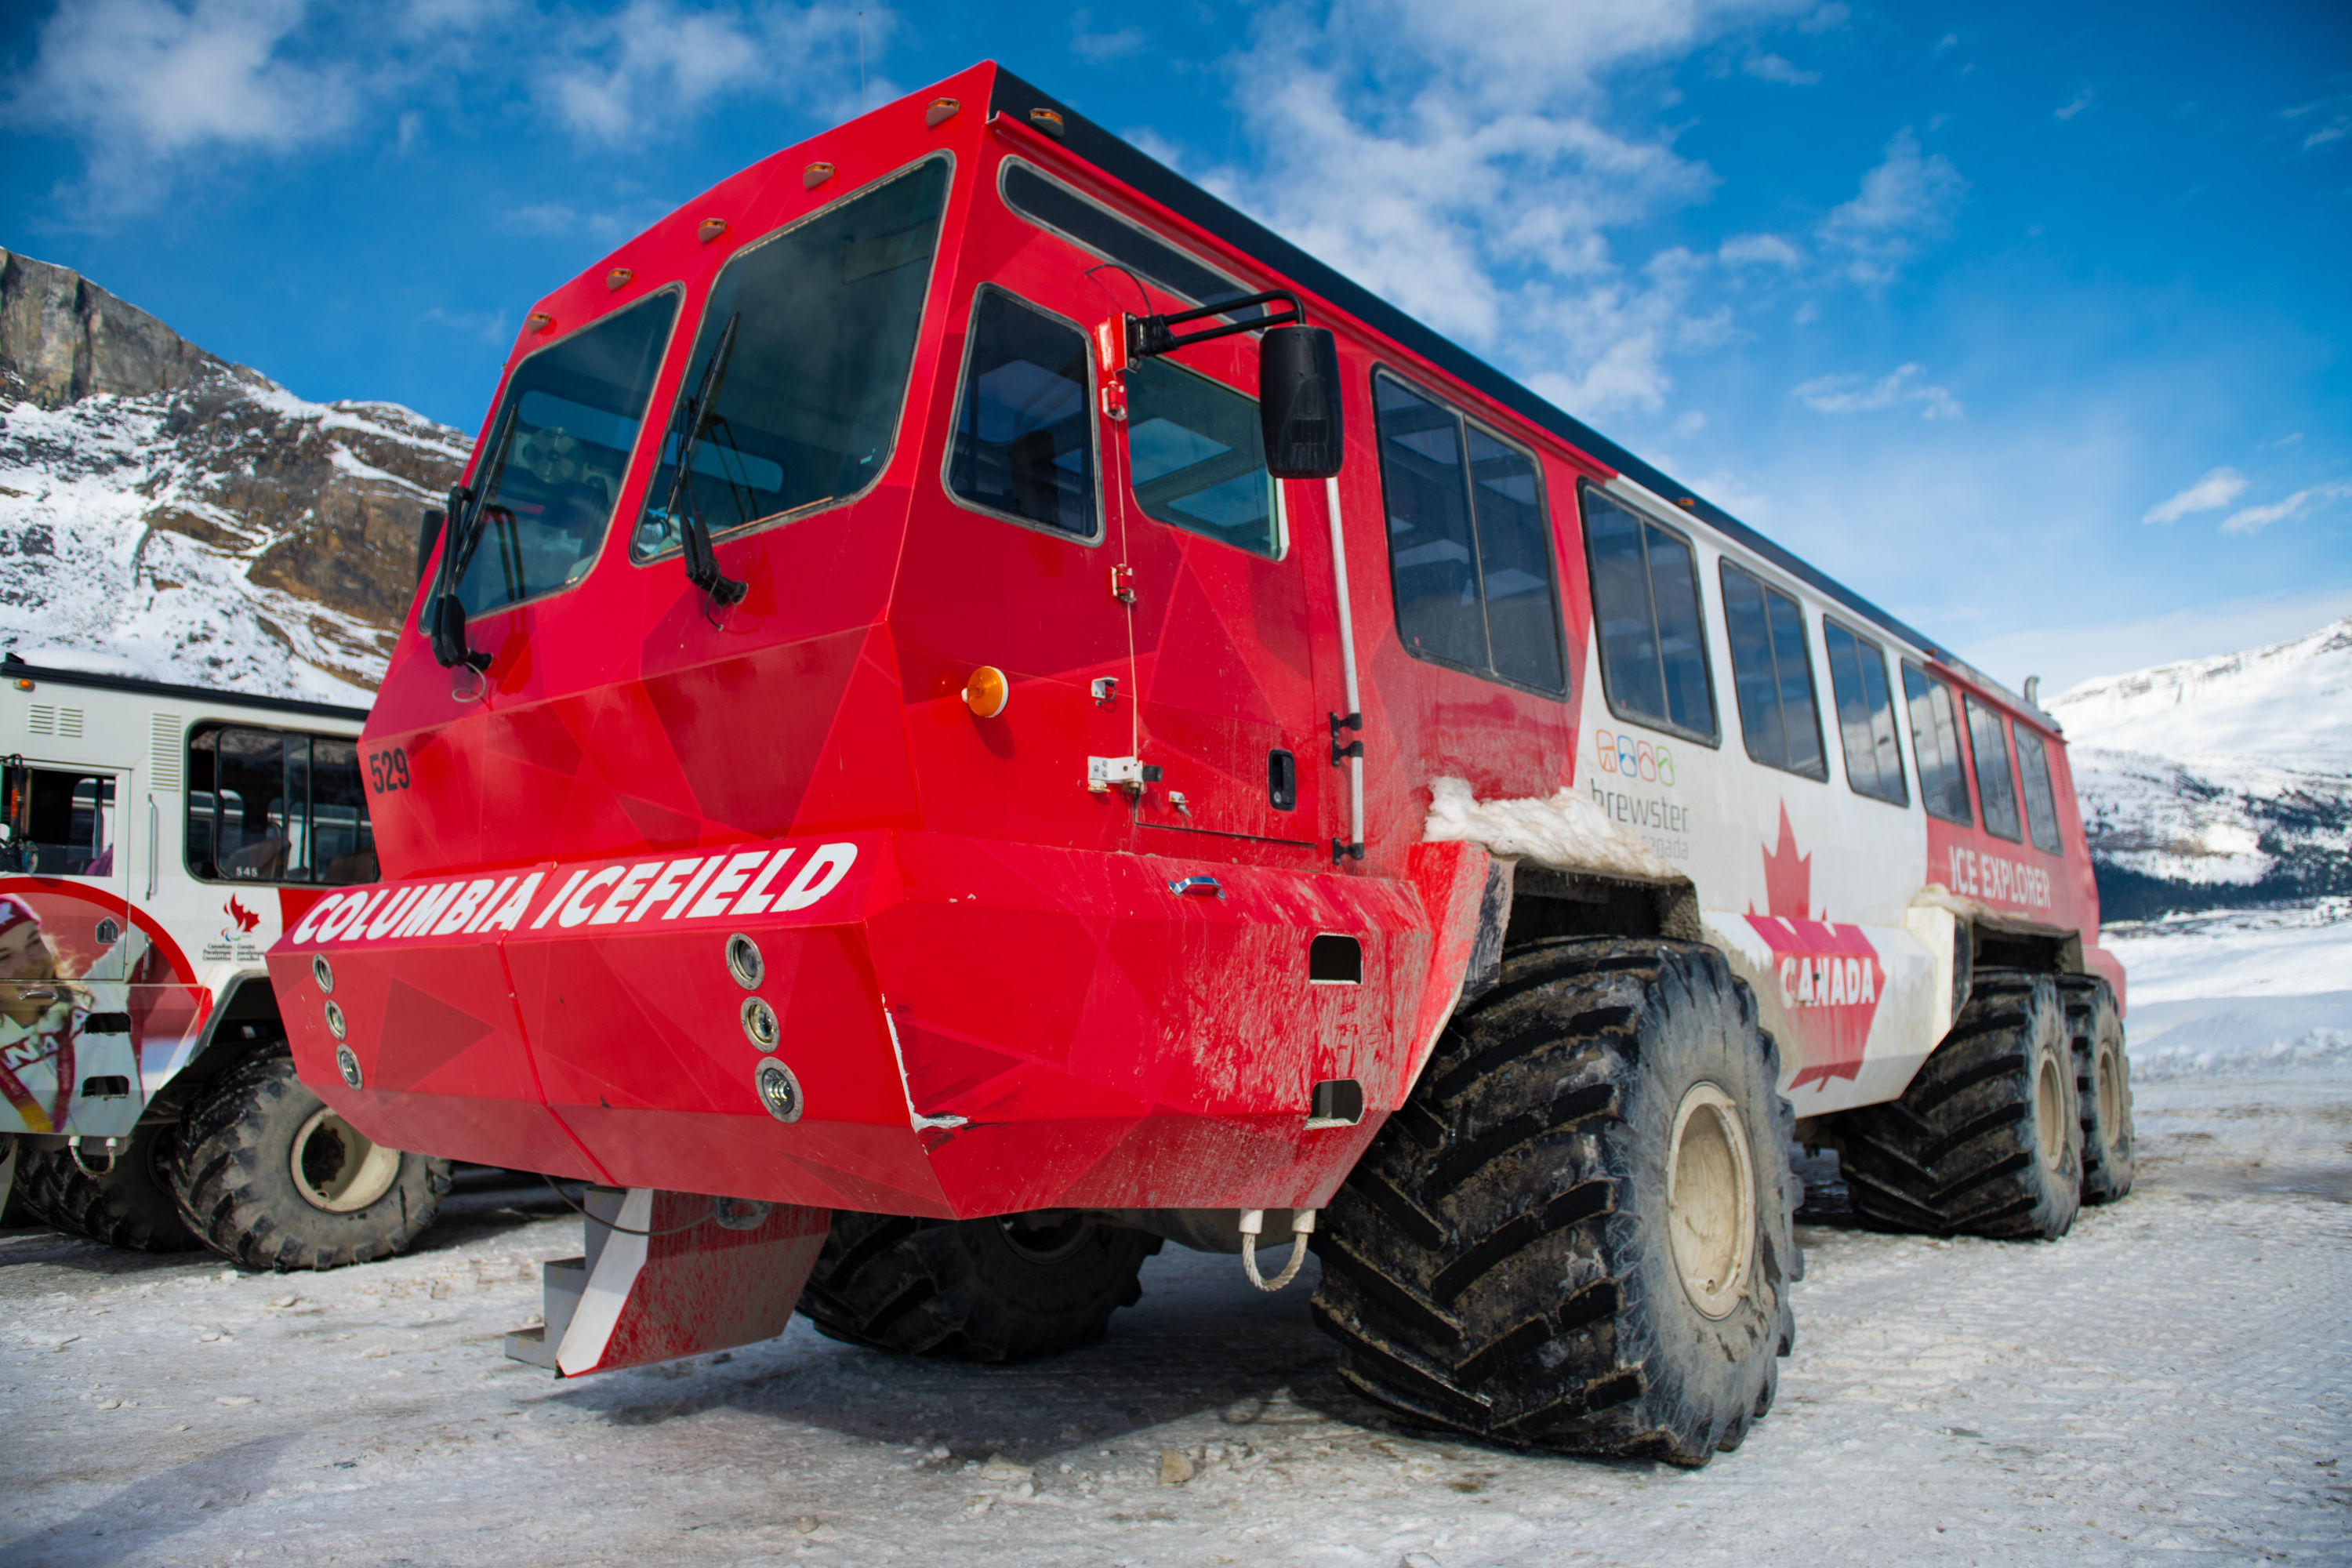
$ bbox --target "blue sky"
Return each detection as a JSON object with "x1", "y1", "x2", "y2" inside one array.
[{"x1": 4, "y1": 0, "x2": 2347, "y2": 693}]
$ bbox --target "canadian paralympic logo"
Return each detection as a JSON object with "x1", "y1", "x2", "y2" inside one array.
[{"x1": 1593, "y1": 728, "x2": 1676, "y2": 787}]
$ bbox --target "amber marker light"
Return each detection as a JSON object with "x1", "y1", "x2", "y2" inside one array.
[
  {"x1": 526, "y1": 312, "x2": 554, "y2": 333},
  {"x1": 699, "y1": 217, "x2": 729, "y2": 243},
  {"x1": 925, "y1": 97, "x2": 960, "y2": 128},
  {"x1": 1029, "y1": 107, "x2": 1065, "y2": 138},
  {"x1": 804, "y1": 161, "x2": 836, "y2": 189},
  {"x1": 963, "y1": 666, "x2": 1009, "y2": 718},
  {"x1": 606, "y1": 267, "x2": 634, "y2": 291}
]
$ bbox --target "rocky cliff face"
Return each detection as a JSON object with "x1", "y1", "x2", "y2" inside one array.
[{"x1": 0, "y1": 249, "x2": 470, "y2": 700}]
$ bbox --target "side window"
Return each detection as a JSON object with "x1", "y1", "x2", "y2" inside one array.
[
  {"x1": 1, "y1": 765, "x2": 116, "y2": 876},
  {"x1": 945, "y1": 289, "x2": 1098, "y2": 539},
  {"x1": 1901, "y1": 664, "x2": 1973, "y2": 825},
  {"x1": 1719, "y1": 562, "x2": 1827, "y2": 779},
  {"x1": 1581, "y1": 484, "x2": 1717, "y2": 742},
  {"x1": 1823, "y1": 619, "x2": 1907, "y2": 805},
  {"x1": 1374, "y1": 375, "x2": 1566, "y2": 695},
  {"x1": 1964, "y1": 696, "x2": 2023, "y2": 841},
  {"x1": 1124, "y1": 357, "x2": 1276, "y2": 555},
  {"x1": 2013, "y1": 725, "x2": 2064, "y2": 854},
  {"x1": 186, "y1": 727, "x2": 376, "y2": 884}
]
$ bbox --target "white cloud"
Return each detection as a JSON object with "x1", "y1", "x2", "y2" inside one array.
[
  {"x1": 1070, "y1": 9, "x2": 1145, "y2": 62},
  {"x1": 1195, "y1": 0, "x2": 1813, "y2": 417},
  {"x1": 2055, "y1": 89, "x2": 2093, "y2": 121},
  {"x1": 1791, "y1": 361, "x2": 1961, "y2": 419},
  {"x1": 1719, "y1": 232, "x2": 1803, "y2": 267},
  {"x1": 538, "y1": 1, "x2": 872, "y2": 146},
  {"x1": 2307, "y1": 125, "x2": 2347, "y2": 150},
  {"x1": 1794, "y1": 2, "x2": 1847, "y2": 33},
  {"x1": 1933, "y1": 32, "x2": 1958, "y2": 54},
  {"x1": 1742, "y1": 53, "x2": 1819, "y2": 85},
  {"x1": 2141, "y1": 466, "x2": 2247, "y2": 524},
  {"x1": 1817, "y1": 128, "x2": 1966, "y2": 284},
  {"x1": 2220, "y1": 481, "x2": 2352, "y2": 536},
  {"x1": 4, "y1": 0, "x2": 358, "y2": 211},
  {"x1": 5, "y1": 0, "x2": 884, "y2": 209}
]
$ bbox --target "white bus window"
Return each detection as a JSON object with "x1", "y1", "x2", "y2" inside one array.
[
  {"x1": 186, "y1": 727, "x2": 376, "y2": 885},
  {"x1": 2014, "y1": 725, "x2": 2064, "y2": 855},
  {"x1": 2, "y1": 767, "x2": 116, "y2": 877},
  {"x1": 1719, "y1": 561, "x2": 1826, "y2": 780},
  {"x1": 1823, "y1": 618, "x2": 1907, "y2": 806},
  {"x1": 1901, "y1": 664, "x2": 1973, "y2": 826},
  {"x1": 1964, "y1": 695, "x2": 2024, "y2": 843},
  {"x1": 1581, "y1": 483, "x2": 1715, "y2": 741}
]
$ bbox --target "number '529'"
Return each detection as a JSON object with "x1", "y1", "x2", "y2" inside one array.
[{"x1": 367, "y1": 748, "x2": 412, "y2": 793}]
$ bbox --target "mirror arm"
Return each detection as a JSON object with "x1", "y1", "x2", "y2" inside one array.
[{"x1": 1129, "y1": 289, "x2": 1305, "y2": 358}]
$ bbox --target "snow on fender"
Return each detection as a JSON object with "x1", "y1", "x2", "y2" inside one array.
[{"x1": 276, "y1": 839, "x2": 871, "y2": 951}]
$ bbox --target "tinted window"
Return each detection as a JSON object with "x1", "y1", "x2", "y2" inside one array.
[
  {"x1": 187, "y1": 728, "x2": 376, "y2": 885},
  {"x1": 1965, "y1": 695, "x2": 2023, "y2": 841},
  {"x1": 636, "y1": 159, "x2": 949, "y2": 559},
  {"x1": 1582, "y1": 485, "x2": 1716, "y2": 741},
  {"x1": 1000, "y1": 163, "x2": 1254, "y2": 318},
  {"x1": 1720, "y1": 563, "x2": 1826, "y2": 779},
  {"x1": 1823, "y1": 619, "x2": 1907, "y2": 805},
  {"x1": 1126, "y1": 357, "x2": 1275, "y2": 554},
  {"x1": 1374, "y1": 376, "x2": 1565, "y2": 694},
  {"x1": 1902, "y1": 665, "x2": 1973, "y2": 825},
  {"x1": 946, "y1": 289, "x2": 1097, "y2": 537},
  {"x1": 2014, "y1": 726, "x2": 2064, "y2": 854},
  {"x1": 448, "y1": 289, "x2": 678, "y2": 617},
  {"x1": 3, "y1": 767, "x2": 115, "y2": 877}
]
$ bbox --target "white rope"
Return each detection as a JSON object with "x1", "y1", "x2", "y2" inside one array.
[{"x1": 1240, "y1": 1208, "x2": 1318, "y2": 1292}]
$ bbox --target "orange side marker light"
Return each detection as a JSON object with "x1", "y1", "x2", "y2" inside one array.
[
  {"x1": 963, "y1": 666, "x2": 1009, "y2": 719},
  {"x1": 804, "y1": 162, "x2": 836, "y2": 189},
  {"x1": 698, "y1": 217, "x2": 729, "y2": 244},
  {"x1": 924, "y1": 97, "x2": 960, "y2": 129}
]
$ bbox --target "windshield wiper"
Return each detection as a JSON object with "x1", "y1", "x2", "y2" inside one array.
[
  {"x1": 424, "y1": 400, "x2": 520, "y2": 672},
  {"x1": 657, "y1": 313, "x2": 749, "y2": 608}
]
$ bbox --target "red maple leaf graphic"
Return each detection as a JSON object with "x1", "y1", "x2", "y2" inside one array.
[
  {"x1": 1758, "y1": 803, "x2": 1812, "y2": 920},
  {"x1": 225, "y1": 897, "x2": 259, "y2": 935}
]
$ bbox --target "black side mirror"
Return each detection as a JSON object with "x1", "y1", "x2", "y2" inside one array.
[
  {"x1": 416, "y1": 507, "x2": 445, "y2": 591},
  {"x1": 1259, "y1": 325, "x2": 1344, "y2": 480}
]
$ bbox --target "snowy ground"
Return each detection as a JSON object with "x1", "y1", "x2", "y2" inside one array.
[{"x1": 2, "y1": 1061, "x2": 2346, "y2": 1567}]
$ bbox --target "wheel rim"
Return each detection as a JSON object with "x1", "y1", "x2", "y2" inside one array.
[
  {"x1": 2097, "y1": 1044, "x2": 2123, "y2": 1139},
  {"x1": 1668, "y1": 1083, "x2": 1755, "y2": 1320},
  {"x1": 995, "y1": 1210, "x2": 1091, "y2": 1265},
  {"x1": 290, "y1": 1109, "x2": 401, "y2": 1214},
  {"x1": 2035, "y1": 1052, "x2": 2067, "y2": 1171}
]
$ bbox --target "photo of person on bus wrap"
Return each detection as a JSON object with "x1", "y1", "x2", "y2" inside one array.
[{"x1": 0, "y1": 890, "x2": 144, "y2": 1138}]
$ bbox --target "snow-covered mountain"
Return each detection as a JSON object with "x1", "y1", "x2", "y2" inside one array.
[
  {"x1": 0, "y1": 248, "x2": 470, "y2": 702},
  {"x1": 2051, "y1": 619, "x2": 2352, "y2": 921}
]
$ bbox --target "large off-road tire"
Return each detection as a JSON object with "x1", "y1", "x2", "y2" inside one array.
[
  {"x1": 2061, "y1": 977, "x2": 2135, "y2": 1204},
  {"x1": 14, "y1": 1120, "x2": 204, "y2": 1252},
  {"x1": 169, "y1": 1040, "x2": 452, "y2": 1270},
  {"x1": 1311, "y1": 938, "x2": 1798, "y2": 1466},
  {"x1": 797, "y1": 1210, "x2": 1160, "y2": 1363},
  {"x1": 1838, "y1": 970, "x2": 2082, "y2": 1240}
]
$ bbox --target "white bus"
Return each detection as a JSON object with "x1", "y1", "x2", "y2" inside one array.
[{"x1": 0, "y1": 655, "x2": 449, "y2": 1268}]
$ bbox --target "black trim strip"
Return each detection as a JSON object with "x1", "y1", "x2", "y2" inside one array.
[
  {"x1": 989, "y1": 66, "x2": 1956, "y2": 666},
  {"x1": 0, "y1": 656, "x2": 370, "y2": 722}
]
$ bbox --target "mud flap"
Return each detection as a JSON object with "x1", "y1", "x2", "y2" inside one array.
[
  {"x1": 0, "y1": 1134, "x2": 15, "y2": 1218},
  {"x1": 506, "y1": 1187, "x2": 829, "y2": 1377}
]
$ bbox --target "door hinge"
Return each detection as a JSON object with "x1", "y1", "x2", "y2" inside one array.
[
  {"x1": 1109, "y1": 564, "x2": 1137, "y2": 604},
  {"x1": 1087, "y1": 756, "x2": 1162, "y2": 794}
]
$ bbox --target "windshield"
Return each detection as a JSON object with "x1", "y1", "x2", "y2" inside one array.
[
  {"x1": 448, "y1": 289, "x2": 680, "y2": 618},
  {"x1": 634, "y1": 158, "x2": 949, "y2": 558}
]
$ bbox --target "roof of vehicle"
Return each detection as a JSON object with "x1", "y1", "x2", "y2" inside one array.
[{"x1": 0, "y1": 654, "x2": 372, "y2": 723}]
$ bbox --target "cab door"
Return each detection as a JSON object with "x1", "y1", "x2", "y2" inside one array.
[
  {"x1": 1106, "y1": 332, "x2": 1333, "y2": 855},
  {"x1": 0, "y1": 760, "x2": 142, "y2": 1137}
]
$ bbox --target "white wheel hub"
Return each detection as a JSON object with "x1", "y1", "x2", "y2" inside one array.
[
  {"x1": 290, "y1": 1109, "x2": 401, "y2": 1214},
  {"x1": 2035, "y1": 1051, "x2": 2068, "y2": 1172},
  {"x1": 1668, "y1": 1082, "x2": 1756, "y2": 1320}
]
